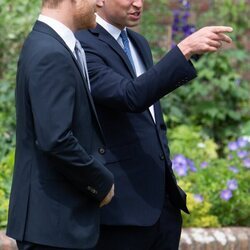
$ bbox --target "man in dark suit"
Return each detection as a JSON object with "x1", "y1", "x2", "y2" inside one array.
[
  {"x1": 75, "y1": 1, "x2": 232, "y2": 249},
  {"x1": 7, "y1": 0, "x2": 115, "y2": 249}
]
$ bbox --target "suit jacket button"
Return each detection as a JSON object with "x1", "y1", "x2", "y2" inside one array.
[
  {"x1": 98, "y1": 147, "x2": 105, "y2": 155},
  {"x1": 160, "y1": 154, "x2": 165, "y2": 160}
]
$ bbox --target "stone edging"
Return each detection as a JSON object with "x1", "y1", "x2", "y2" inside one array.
[
  {"x1": 180, "y1": 227, "x2": 250, "y2": 249},
  {"x1": 0, "y1": 227, "x2": 250, "y2": 249}
]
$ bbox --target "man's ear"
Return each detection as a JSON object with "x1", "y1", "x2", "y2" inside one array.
[{"x1": 96, "y1": 0, "x2": 104, "y2": 8}]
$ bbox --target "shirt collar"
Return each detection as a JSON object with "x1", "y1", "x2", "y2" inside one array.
[
  {"x1": 38, "y1": 14, "x2": 76, "y2": 53},
  {"x1": 96, "y1": 14, "x2": 126, "y2": 40}
]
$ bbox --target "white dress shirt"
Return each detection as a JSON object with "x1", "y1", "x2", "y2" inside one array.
[{"x1": 96, "y1": 15, "x2": 156, "y2": 122}]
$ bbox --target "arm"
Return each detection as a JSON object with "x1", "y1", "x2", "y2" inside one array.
[
  {"x1": 85, "y1": 45, "x2": 197, "y2": 112},
  {"x1": 81, "y1": 25, "x2": 232, "y2": 113},
  {"x1": 28, "y1": 51, "x2": 113, "y2": 202}
]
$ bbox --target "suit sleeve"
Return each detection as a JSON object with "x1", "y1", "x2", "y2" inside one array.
[
  {"x1": 83, "y1": 43, "x2": 197, "y2": 112},
  {"x1": 28, "y1": 51, "x2": 113, "y2": 202}
]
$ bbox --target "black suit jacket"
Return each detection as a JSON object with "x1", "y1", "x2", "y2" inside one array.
[
  {"x1": 75, "y1": 25, "x2": 196, "y2": 226},
  {"x1": 7, "y1": 21, "x2": 113, "y2": 249}
]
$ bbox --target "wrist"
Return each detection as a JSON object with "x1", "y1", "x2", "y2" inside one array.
[{"x1": 177, "y1": 42, "x2": 192, "y2": 60}]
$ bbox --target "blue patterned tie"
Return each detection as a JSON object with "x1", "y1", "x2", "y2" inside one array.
[{"x1": 120, "y1": 30, "x2": 136, "y2": 72}]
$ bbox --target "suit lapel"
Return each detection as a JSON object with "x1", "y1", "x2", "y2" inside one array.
[
  {"x1": 89, "y1": 25, "x2": 136, "y2": 78},
  {"x1": 127, "y1": 29, "x2": 153, "y2": 70},
  {"x1": 33, "y1": 21, "x2": 105, "y2": 142}
]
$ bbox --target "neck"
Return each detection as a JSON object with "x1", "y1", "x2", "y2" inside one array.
[
  {"x1": 96, "y1": 12, "x2": 125, "y2": 30},
  {"x1": 41, "y1": 6, "x2": 75, "y2": 31}
]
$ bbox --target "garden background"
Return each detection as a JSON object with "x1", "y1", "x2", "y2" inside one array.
[{"x1": 0, "y1": 0, "x2": 249, "y2": 230}]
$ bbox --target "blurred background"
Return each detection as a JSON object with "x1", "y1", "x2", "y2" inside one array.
[{"x1": 0, "y1": 0, "x2": 249, "y2": 229}]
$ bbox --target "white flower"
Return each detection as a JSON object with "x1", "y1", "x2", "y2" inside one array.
[{"x1": 197, "y1": 142, "x2": 205, "y2": 148}]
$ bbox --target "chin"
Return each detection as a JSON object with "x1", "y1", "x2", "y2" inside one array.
[{"x1": 127, "y1": 21, "x2": 140, "y2": 28}]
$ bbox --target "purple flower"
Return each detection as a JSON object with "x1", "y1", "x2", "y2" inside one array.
[
  {"x1": 237, "y1": 151, "x2": 248, "y2": 159},
  {"x1": 229, "y1": 166, "x2": 239, "y2": 173},
  {"x1": 194, "y1": 194, "x2": 204, "y2": 203},
  {"x1": 173, "y1": 155, "x2": 187, "y2": 165},
  {"x1": 172, "y1": 155, "x2": 188, "y2": 176},
  {"x1": 187, "y1": 159, "x2": 197, "y2": 172},
  {"x1": 227, "y1": 179, "x2": 238, "y2": 190},
  {"x1": 228, "y1": 141, "x2": 238, "y2": 151},
  {"x1": 237, "y1": 137, "x2": 248, "y2": 148},
  {"x1": 243, "y1": 158, "x2": 250, "y2": 168},
  {"x1": 172, "y1": 0, "x2": 194, "y2": 42},
  {"x1": 182, "y1": 24, "x2": 196, "y2": 37},
  {"x1": 200, "y1": 162, "x2": 208, "y2": 168},
  {"x1": 174, "y1": 164, "x2": 188, "y2": 176},
  {"x1": 220, "y1": 189, "x2": 233, "y2": 201},
  {"x1": 172, "y1": 155, "x2": 197, "y2": 175}
]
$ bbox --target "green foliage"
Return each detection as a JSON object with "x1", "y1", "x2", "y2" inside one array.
[
  {"x1": 0, "y1": 0, "x2": 39, "y2": 227},
  {"x1": 141, "y1": 0, "x2": 250, "y2": 145},
  {"x1": 167, "y1": 124, "x2": 218, "y2": 162},
  {"x1": 141, "y1": 0, "x2": 172, "y2": 61},
  {"x1": 196, "y1": 0, "x2": 250, "y2": 48},
  {"x1": 179, "y1": 183, "x2": 220, "y2": 228},
  {"x1": 0, "y1": 149, "x2": 14, "y2": 228},
  {"x1": 169, "y1": 125, "x2": 250, "y2": 227},
  {"x1": 188, "y1": 158, "x2": 250, "y2": 226},
  {"x1": 0, "y1": 1, "x2": 39, "y2": 159},
  {"x1": 240, "y1": 120, "x2": 250, "y2": 136},
  {"x1": 0, "y1": 1, "x2": 40, "y2": 77},
  {"x1": 0, "y1": 0, "x2": 249, "y2": 229},
  {"x1": 162, "y1": 51, "x2": 250, "y2": 142}
]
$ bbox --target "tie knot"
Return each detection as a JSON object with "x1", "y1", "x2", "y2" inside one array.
[
  {"x1": 75, "y1": 39, "x2": 82, "y2": 52},
  {"x1": 120, "y1": 30, "x2": 129, "y2": 44}
]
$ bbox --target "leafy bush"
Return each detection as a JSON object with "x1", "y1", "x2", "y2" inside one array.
[
  {"x1": 169, "y1": 125, "x2": 250, "y2": 227},
  {"x1": 0, "y1": 149, "x2": 14, "y2": 228},
  {"x1": 0, "y1": 0, "x2": 249, "y2": 229},
  {"x1": 0, "y1": 0, "x2": 40, "y2": 161},
  {"x1": 178, "y1": 182, "x2": 220, "y2": 228},
  {"x1": 0, "y1": 0, "x2": 39, "y2": 228},
  {"x1": 141, "y1": 0, "x2": 250, "y2": 145},
  {"x1": 162, "y1": 51, "x2": 250, "y2": 143}
]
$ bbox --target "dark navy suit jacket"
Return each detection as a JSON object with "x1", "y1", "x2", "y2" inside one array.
[
  {"x1": 7, "y1": 21, "x2": 113, "y2": 249},
  {"x1": 76, "y1": 25, "x2": 196, "y2": 226}
]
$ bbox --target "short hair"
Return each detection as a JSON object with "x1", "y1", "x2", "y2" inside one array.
[{"x1": 42, "y1": 0, "x2": 64, "y2": 8}]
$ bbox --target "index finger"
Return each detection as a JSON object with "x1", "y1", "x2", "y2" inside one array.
[{"x1": 211, "y1": 26, "x2": 233, "y2": 33}]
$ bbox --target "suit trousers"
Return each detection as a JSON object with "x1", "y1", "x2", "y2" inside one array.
[{"x1": 91, "y1": 195, "x2": 182, "y2": 250}]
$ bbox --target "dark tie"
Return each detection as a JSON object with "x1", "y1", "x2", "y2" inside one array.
[
  {"x1": 74, "y1": 39, "x2": 91, "y2": 90},
  {"x1": 120, "y1": 30, "x2": 136, "y2": 72}
]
